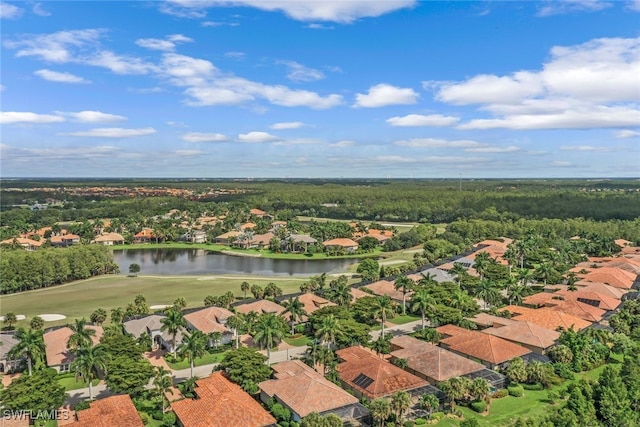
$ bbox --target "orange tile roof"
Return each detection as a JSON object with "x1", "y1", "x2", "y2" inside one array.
[
  {"x1": 506, "y1": 307, "x2": 592, "y2": 331},
  {"x1": 390, "y1": 336, "x2": 486, "y2": 380},
  {"x1": 468, "y1": 313, "x2": 518, "y2": 328},
  {"x1": 615, "y1": 239, "x2": 633, "y2": 247},
  {"x1": 555, "y1": 290, "x2": 621, "y2": 311},
  {"x1": 294, "y1": 293, "x2": 336, "y2": 315},
  {"x1": 241, "y1": 222, "x2": 257, "y2": 230},
  {"x1": 0, "y1": 237, "x2": 43, "y2": 247},
  {"x1": 480, "y1": 321, "x2": 560, "y2": 350},
  {"x1": 94, "y1": 232, "x2": 125, "y2": 243},
  {"x1": 363, "y1": 279, "x2": 412, "y2": 302},
  {"x1": 172, "y1": 372, "x2": 276, "y2": 427},
  {"x1": 544, "y1": 300, "x2": 606, "y2": 323},
  {"x1": 322, "y1": 238, "x2": 359, "y2": 248},
  {"x1": 184, "y1": 307, "x2": 233, "y2": 334},
  {"x1": 66, "y1": 395, "x2": 144, "y2": 427},
  {"x1": 439, "y1": 330, "x2": 530, "y2": 365},
  {"x1": 235, "y1": 300, "x2": 286, "y2": 316},
  {"x1": 216, "y1": 230, "x2": 242, "y2": 239},
  {"x1": 134, "y1": 228, "x2": 155, "y2": 238},
  {"x1": 435, "y1": 324, "x2": 474, "y2": 338},
  {"x1": 44, "y1": 326, "x2": 103, "y2": 366},
  {"x1": 580, "y1": 267, "x2": 636, "y2": 289},
  {"x1": 350, "y1": 287, "x2": 372, "y2": 300},
  {"x1": 336, "y1": 346, "x2": 427, "y2": 399},
  {"x1": 250, "y1": 208, "x2": 267, "y2": 216},
  {"x1": 259, "y1": 360, "x2": 359, "y2": 418}
]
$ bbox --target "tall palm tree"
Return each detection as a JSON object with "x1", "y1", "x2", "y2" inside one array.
[
  {"x1": 161, "y1": 308, "x2": 187, "y2": 358},
  {"x1": 440, "y1": 377, "x2": 468, "y2": 411},
  {"x1": 450, "y1": 263, "x2": 468, "y2": 287},
  {"x1": 449, "y1": 289, "x2": 476, "y2": 315},
  {"x1": 476, "y1": 280, "x2": 500, "y2": 310},
  {"x1": 372, "y1": 296, "x2": 395, "y2": 339},
  {"x1": 473, "y1": 252, "x2": 491, "y2": 281},
  {"x1": 153, "y1": 366, "x2": 174, "y2": 413},
  {"x1": 535, "y1": 262, "x2": 554, "y2": 286},
  {"x1": 240, "y1": 281, "x2": 250, "y2": 299},
  {"x1": 253, "y1": 313, "x2": 287, "y2": 365},
  {"x1": 315, "y1": 314, "x2": 343, "y2": 348},
  {"x1": 565, "y1": 271, "x2": 579, "y2": 291},
  {"x1": 178, "y1": 331, "x2": 208, "y2": 379},
  {"x1": 70, "y1": 344, "x2": 110, "y2": 400},
  {"x1": 391, "y1": 391, "x2": 412, "y2": 425},
  {"x1": 506, "y1": 282, "x2": 527, "y2": 306},
  {"x1": 67, "y1": 318, "x2": 96, "y2": 350},
  {"x1": 110, "y1": 307, "x2": 125, "y2": 324},
  {"x1": 394, "y1": 275, "x2": 414, "y2": 315},
  {"x1": 420, "y1": 394, "x2": 440, "y2": 420},
  {"x1": 282, "y1": 297, "x2": 307, "y2": 335},
  {"x1": 410, "y1": 288, "x2": 436, "y2": 330},
  {"x1": 470, "y1": 378, "x2": 491, "y2": 404},
  {"x1": 9, "y1": 328, "x2": 45, "y2": 376},
  {"x1": 327, "y1": 282, "x2": 353, "y2": 307},
  {"x1": 369, "y1": 398, "x2": 391, "y2": 427},
  {"x1": 226, "y1": 315, "x2": 244, "y2": 349},
  {"x1": 518, "y1": 268, "x2": 535, "y2": 287}
]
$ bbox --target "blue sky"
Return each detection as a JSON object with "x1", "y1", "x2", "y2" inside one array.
[{"x1": 1, "y1": 0, "x2": 639, "y2": 178}]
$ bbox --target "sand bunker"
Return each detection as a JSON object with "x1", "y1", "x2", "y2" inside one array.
[
  {"x1": 0, "y1": 314, "x2": 26, "y2": 321},
  {"x1": 39, "y1": 314, "x2": 67, "y2": 321},
  {"x1": 150, "y1": 304, "x2": 171, "y2": 310}
]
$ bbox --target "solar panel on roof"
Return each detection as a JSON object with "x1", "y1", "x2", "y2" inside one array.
[{"x1": 353, "y1": 373, "x2": 374, "y2": 389}]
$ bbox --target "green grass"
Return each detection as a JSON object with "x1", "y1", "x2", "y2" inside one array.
[
  {"x1": 57, "y1": 375, "x2": 100, "y2": 391},
  {"x1": 388, "y1": 314, "x2": 421, "y2": 325},
  {"x1": 283, "y1": 334, "x2": 312, "y2": 346},
  {"x1": 2, "y1": 275, "x2": 309, "y2": 328},
  {"x1": 164, "y1": 351, "x2": 227, "y2": 370}
]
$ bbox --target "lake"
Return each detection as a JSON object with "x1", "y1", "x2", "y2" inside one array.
[{"x1": 112, "y1": 248, "x2": 358, "y2": 276}]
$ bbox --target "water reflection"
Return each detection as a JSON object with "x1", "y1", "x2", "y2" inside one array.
[{"x1": 113, "y1": 249, "x2": 358, "y2": 276}]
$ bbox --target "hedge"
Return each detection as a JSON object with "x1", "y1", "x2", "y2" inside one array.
[
  {"x1": 470, "y1": 400, "x2": 487, "y2": 413},
  {"x1": 508, "y1": 385, "x2": 525, "y2": 397}
]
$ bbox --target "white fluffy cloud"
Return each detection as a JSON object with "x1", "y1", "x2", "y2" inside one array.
[
  {"x1": 182, "y1": 132, "x2": 228, "y2": 142},
  {"x1": 166, "y1": 0, "x2": 416, "y2": 23},
  {"x1": 0, "y1": 2, "x2": 22, "y2": 19},
  {"x1": 34, "y1": 69, "x2": 91, "y2": 84},
  {"x1": 330, "y1": 140, "x2": 356, "y2": 147},
  {"x1": 386, "y1": 114, "x2": 459, "y2": 127},
  {"x1": 614, "y1": 129, "x2": 640, "y2": 138},
  {"x1": 61, "y1": 111, "x2": 127, "y2": 123},
  {"x1": 62, "y1": 127, "x2": 156, "y2": 137},
  {"x1": 537, "y1": 0, "x2": 612, "y2": 16},
  {"x1": 560, "y1": 145, "x2": 612, "y2": 151},
  {"x1": 354, "y1": 84, "x2": 418, "y2": 108},
  {"x1": 279, "y1": 60, "x2": 324, "y2": 82},
  {"x1": 270, "y1": 122, "x2": 304, "y2": 129},
  {"x1": 135, "y1": 34, "x2": 193, "y2": 51},
  {"x1": 238, "y1": 131, "x2": 280, "y2": 143},
  {"x1": 4, "y1": 29, "x2": 102, "y2": 62},
  {"x1": 0, "y1": 112, "x2": 64, "y2": 124},
  {"x1": 433, "y1": 37, "x2": 640, "y2": 130}
]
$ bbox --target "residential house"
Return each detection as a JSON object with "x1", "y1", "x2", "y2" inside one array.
[
  {"x1": 408, "y1": 268, "x2": 455, "y2": 283},
  {"x1": 294, "y1": 293, "x2": 336, "y2": 316},
  {"x1": 133, "y1": 229, "x2": 156, "y2": 243},
  {"x1": 350, "y1": 287, "x2": 373, "y2": 301},
  {"x1": 66, "y1": 394, "x2": 144, "y2": 427},
  {"x1": 477, "y1": 320, "x2": 560, "y2": 354},
  {"x1": 434, "y1": 324, "x2": 531, "y2": 369},
  {"x1": 0, "y1": 237, "x2": 43, "y2": 251},
  {"x1": 215, "y1": 230, "x2": 242, "y2": 245},
  {"x1": 322, "y1": 238, "x2": 359, "y2": 253},
  {"x1": 43, "y1": 325, "x2": 103, "y2": 372},
  {"x1": 389, "y1": 335, "x2": 487, "y2": 382},
  {"x1": 336, "y1": 346, "x2": 428, "y2": 399},
  {"x1": 184, "y1": 307, "x2": 233, "y2": 345},
  {"x1": 123, "y1": 314, "x2": 182, "y2": 353},
  {"x1": 286, "y1": 234, "x2": 318, "y2": 253},
  {"x1": 93, "y1": 232, "x2": 125, "y2": 245},
  {"x1": 50, "y1": 233, "x2": 81, "y2": 247},
  {"x1": 249, "y1": 209, "x2": 274, "y2": 220},
  {"x1": 363, "y1": 279, "x2": 412, "y2": 303},
  {"x1": 0, "y1": 333, "x2": 19, "y2": 373},
  {"x1": 172, "y1": 372, "x2": 277, "y2": 427},
  {"x1": 178, "y1": 230, "x2": 207, "y2": 243},
  {"x1": 521, "y1": 295, "x2": 606, "y2": 323},
  {"x1": 259, "y1": 360, "x2": 368, "y2": 423},
  {"x1": 498, "y1": 306, "x2": 592, "y2": 331},
  {"x1": 235, "y1": 300, "x2": 286, "y2": 316},
  {"x1": 579, "y1": 267, "x2": 636, "y2": 289}
]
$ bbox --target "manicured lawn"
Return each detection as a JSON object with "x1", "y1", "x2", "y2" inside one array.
[
  {"x1": 3, "y1": 275, "x2": 309, "y2": 328},
  {"x1": 165, "y1": 351, "x2": 228, "y2": 370},
  {"x1": 283, "y1": 334, "x2": 312, "y2": 346},
  {"x1": 57, "y1": 375, "x2": 100, "y2": 391},
  {"x1": 388, "y1": 314, "x2": 421, "y2": 325}
]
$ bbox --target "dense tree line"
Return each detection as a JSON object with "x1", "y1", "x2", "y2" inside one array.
[{"x1": 0, "y1": 245, "x2": 119, "y2": 294}]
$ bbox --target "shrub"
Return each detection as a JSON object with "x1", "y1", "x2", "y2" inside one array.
[
  {"x1": 139, "y1": 412, "x2": 151, "y2": 425},
  {"x1": 271, "y1": 403, "x2": 291, "y2": 422},
  {"x1": 74, "y1": 401, "x2": 90, "y2": 411},
  {"x1": 415, "y1": 418, "x2": 427, "y2": 425},
  {"x1": 404, "y1": 421, "x2": 415, "y2": 427},
  {"x1": 553, "y1": 363, "x2": 575, "y2": 380},
  {"x1": 508, "y1": 385, "x2": 524, "y2": 397},
  {"x1": 491, "y1": 389, "x2": 508, "y2": 399},
  {"x1": 522, "y1": 383, "x2": 544, "y2": 391},
  {"x1": 470, "y1": 400, "x2": 487, "y2": 413},
  {"x1": 162, "y1": 412, "x2": 177, "y2": 426},
  {"x1": 431, "y1": 412, "x2": 445, "y2": 421},
  {"x1": 280, "y1": 422, "x2": 290, "y2": 427},
  {"x1": 151, "y1": 410, "x2": 164, "y2": 420}
]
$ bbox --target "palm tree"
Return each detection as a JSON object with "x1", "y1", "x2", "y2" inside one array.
[
  {"x1": 226, "y1": 315, "x2": 244, "y2": 349},
  {"x1": 394, "y1": 275, "x2": 414, "y2": 315},
  {"x1": 391, "y1": 391, "x2": 411, "y2": 425},
  {"x1": 110, "y1": 307, "x2": 125, "y2": 324},
  {"x1": 315, "y1": 314, "x2": 343, "y2": 348},
  {"x1": 506, "y1": 282, "x2": 527, "y2": 306},
  {"x1": 3, "y1": 312, "x2": 18, "y2": 330},
  {"x1": 410, "y1": 288, "x2": 437, "y2": 330},
  {"x1": 470, "y1": 378, "x2": 491, "y2": 404},
  {"x1": 449, "y1": 289, "x2": 476, "y2": 314},
  {"x1": 253, "y1": 313, "x2": 287, "y2": 364},
  {"x1": 70, "y1": 344, "x2": 110, "y2": 400},
  {"x1": 517, "y1": 268, "x2": 535, "y2": 287},
  {"x1": 327, "y1": 282, "x2": 353, "y2": 307},
  {"x1": 282, "y1": 297, "x2": 307, "y2": 335},
  {"x1": 67, "y1": 318, "x2": 96, "y2": 350},
  {"x1": 440, "y1": 377, "x2": 469, "y2": 411},
  {"x1": 178, "y1": 331, "x2": 208, "y2": 379},
  {"x1": 208, "y1": 331, "x2": 222, "y2": 349},
  {"x1": 372, "y1": 296, "x2": 395, "y2": 339},
  {"x1": 473, "y1": 252, "x2": 491, "y2": 281},
  {"x1": 173, "y1": 297, "x2": 187, "y2": 310},
  {"x1": 369, "y1": 398, "x2": 391, "y2": 427},
  {"x1": 9, "y1": 328, "x2": 45, "y2": 376},
  {"x1": 565, "y1": 271, "x2": 579, "y2": 291},
  {"x1": 476, "y1": 280, "x2": 500, "y2": 310},
  {"x1": 535, "y1": 262, "x2": 554, "y2": 286},
  {"x1": 451, "y1": 263, "x2": 468, "y2": 286},
  {"x1": 241, "y1": 281, "x2": 250, "y2": 299},
  {"x1": 161, "y1": 308, "x2": 187, "y2": 358},
  {"x1": 153, "y1": 366, "x2": 174, "y2": 413},
  {"x1": 420, "y1": 394, "x2": 440, "y2": 420}
]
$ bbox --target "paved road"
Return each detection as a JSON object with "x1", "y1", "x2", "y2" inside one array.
[{"x1": 369, "y1": 319, "x2": 424, "y2": 341}]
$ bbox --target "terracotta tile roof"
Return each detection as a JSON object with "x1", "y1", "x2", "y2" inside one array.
[
  {"x1": 250, "y1": 208, "x2": 267, "y2": 216},
  {"x1": 66, "y1": 395, "x2": 144, "y2": 427},
  {"x1": 294, "y1": 293, "x2": 336, "y2": 315},
  {"x1": 322, "y1": 238, "x2": 359, "y2": 248},
  {"x1": 241, "y1": 222, "x2": 257, "y2": 230},
  {"x1": 172, "y1": 372, "x2": 276, "y2": 427},
  {"x1": 438, "y1": 329, "x2": 530, "y2": 365},
  {"x1": 556, "y1": 282, "x2": 628, "y2": 300},
  {"x1": 615, "y1": 239, "x2": 633, "y2": 247},
  {"x1": 544, "y1": 300, "x2": 606, "y2": 323},
  {"x1": 603, "y1": 258, "x2": 640, "y2": 275},
  {"x1": 259, "y1": 360, "x2": 359, "y2": 418},
  {"x1": 363, "y1": 279, "x2": 412, "y2": 302},
  {"x1": 620, "y1": 246, "x2": 640, "y2": 255},
  {"x1": 337, "y1": 346, "x2": 427, "y2": 399},
  {"x1": 350, "y1": 287, "x2": 372, "y2": 300},
  {"x1": 474, "y1": 239, "x2": 512, "y2": 248},
  {"x1": 480, "y1": 321, "x2": 560, "y2": 350},
  {"x1": 44, "y1": 326, "x2": 103, "y2": 367},
  {"x1": 555, "y1": 290, "x2": 621, "y2": 311},
  {"x1": 134, "y1": 228, "x2": 155, "y2": 238},
  {"x1": 435, "y1": 324, "x2": 474, "y2": 338},
  {"x1": 216, "y1": 230, "x2": 242, "y2": 240},
  {"x1": 581, "y1": 267, "x2": 636, "y2": 289},
  {"x1": 467, "y1": 313, "x2": 518, "y2": 328},
  {"x1": 0, "y1": 237, "x2": 43, "y2": 247},
  {"x1": 184, "y1": 307, "x2": 233, "y2": 334},
  {"x1": 235, "y1": 300, "x2": 286, "y2": 315},
  {"x1": 390, "y1": 336, "x2": 486, "y2": 380},
  {"x1": 93, "y1": 232, "x2": 124, "y2": 243},
  {"x1": 503, "y1": 306, "x2": 592, "y2": 331}
]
